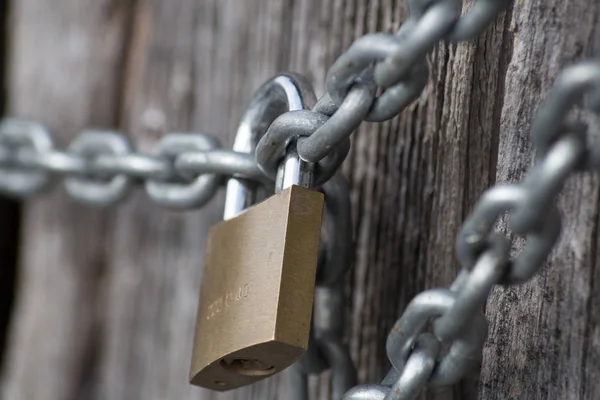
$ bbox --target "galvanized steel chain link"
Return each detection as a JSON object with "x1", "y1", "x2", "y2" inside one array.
[
  {"x1": 0, "y1": 120, "x2": 258, "y2": 208},
  {"x1": 267, "y1": 1, "x2": 515, "y2": 398},
  {"x1": 342, "y1": 58, "x2": 600, "y2": 400},
  {"x1": 1, "y1": 0, "x2": 600, "y2": 399}
]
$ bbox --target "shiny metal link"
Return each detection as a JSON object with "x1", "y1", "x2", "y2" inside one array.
[
  {"x1": 340, "y1": 60, "x2": 600, "y2": 400},
  {"x1": 434, "y1": 235, "x2": 509, "y2": 341},
  {"x1": 144, "y1": 134, "x2": 221, "y2": 209},
  {"x1": 343, "y1": 334, "x2": 439, "y2": 400},
  {"x1": 383, "y1": 333, "x2": 439, "y2": 400},
  {"x1": 457, "y1": 184, "x2": 562, "y2": 284},
  {"x1": 65, "y1": 131, "x2": 133, "y2": 206},
  {"x1": 343, "y1": 333, "x2": 445, "y2": 400},
  {"x1": 91, "y1": 153, "x2": 172, "y2": 180},
  {"x1": 531, "y1": 59, "x2": 600, "y2": 168},
  {"x1": 324, "y1": 35, "x2": 428, "y2": 124},
  {"x1": 13, "y1": 149, "x2": 86, "y2": 176},
  {"x1": 0, "y1": 120, "x2": 276, "y2": 208},
  {"x1": 343, "y1": 385, "x2": 389, "y2": 400},
  {"x1": 256, "y1": 110, "x2": 351, "y2": 185},
  {"x1": 0, "y1": 119, "x2": 54, "y2": 196},
  {"x1": 226, "y1": 73, "x2": 316, "y2": 219},
  {"x1": 510, "y1": 132, "x2": 586, "y2": 232},
  {"x1": 175, "y1": 149, "x2": 269, "y2": 184},
  {"x1": 386, "y1": 289, "x2": 487, "y2": 388},
  {"x1": 373, "y1": 0, "x2": 461, "y2": 88},
  {"x1": 291, "y1": 0, "x2": 508, "y2": 167},
  {"x1": 297, "y1": 78, "x2": 377, "y2": 163}
]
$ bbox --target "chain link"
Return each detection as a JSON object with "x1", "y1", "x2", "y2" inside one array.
[
  {"x1": 1, "y1": 0, "x2": 600, "y2": 399},
  {"x1": 341, "y1": 60, "x2": 599, "y2": 400},
  {"x1": 278, "y1": 0, "x2": 513, "y2": 398},
  {"x1": 0, "y1": 119, "x2": 282, "y2": 208},
  {"x1": 0, "y1": 119, "x2": 54, "y2": 195},
  {"x1": 284, "y1": 0, "x2": 513, "y2": 166}
]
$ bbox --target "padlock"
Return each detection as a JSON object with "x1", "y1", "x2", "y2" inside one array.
[{"x1": 189, "y1": 74, "x2": 324, "y2": 391}]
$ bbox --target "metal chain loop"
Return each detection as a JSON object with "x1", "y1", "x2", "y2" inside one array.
[
  {"x1": 175, "y1": 149, "x2": 270, "y2": 184},
  {"x1": 383, "y1": 333, "x2": 439, "y2": 400},
  {"x1": 19, "y1": 150, "x2": 86, "y2": 176},
  {"x1": 457, "y1": 184, "x2": 562, "y2": 285},
  {"x1": 256, "y1": 111, "x2": 351, "y2": 185},
  {"x1": 0, "y1": 119, "x2": 54, "y2": 196},
  {"x1": 434, "y1": 234, "x2": 509, "y2": 341},
  {"x1": 144, "y1": 134, "x2": 221, "y2": 209},
  {"x1": 90, "y1": 153, "x2": 172, "y2": 180},
  {"x1": 324, "y1": 35, "x2": 428, "y2": 123},
  {"x1": 386, "y1": 289, "x2": 488, "y2": 388},
  {"x1": 64, "y1": 131, "x2": 133, "y2": 206},
  {"x1": 297, "y1": 78, "x2": 379, "y2": 163},
  {"x1": 509, "y1": 131, "x2": 586, "y2": 232},
  {"x1": 1, "y1": 1, "x2": 599, "y2": 399},
  {"x1": 373, "y1": 0, "x2": 461, "y2": 89},
  {"x1": 343, "y1": 334, "x2": 439, "y2": 400},
  {"x1": 0, "y1": 121, "x2": 277, "y2": 208},
  {"x1": 364, "y1": 60, "x2": 600, "y2": 400},
  {"x1": 293, "y1": 0, "x2": 511, "y2": 167}
]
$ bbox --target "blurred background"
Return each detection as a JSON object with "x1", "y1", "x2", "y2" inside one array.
[{"x1": 0, "y1": 1, "x2": 599, "y2": 399}]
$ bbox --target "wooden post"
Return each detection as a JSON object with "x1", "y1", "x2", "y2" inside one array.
[
  {"x1": 0, "y1": 1, "x2": 599, "y2": 399},
  {"x1": 480, "y1": 2, "x2": 600, "y2": 399}
]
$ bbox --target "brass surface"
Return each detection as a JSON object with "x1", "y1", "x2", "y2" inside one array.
[{"x1": 190, "y1": 185, "x2": 324, "y2": 391}]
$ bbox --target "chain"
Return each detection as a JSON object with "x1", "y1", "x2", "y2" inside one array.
[
  {"x1": 252, "y1": 0, "x2": 514, "y2": 398},
  {"x1": 0, "y1": 119, "x2": 347, "y2": 208},
  {"x1": 0, "y1": 120, "x2": 247, "y2": 207},
  {"x1": 254, "y1": 0, "x2": 514, "y2": 171},
  {"x1": 341, "y1": 59, "x2": 600, "y2": 400},
  {"x1": 1, "y1": 0, "x2": 600, "y2": 399}
]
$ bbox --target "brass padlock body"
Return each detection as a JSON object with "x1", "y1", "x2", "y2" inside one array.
[{"x1": 190, "y1": 185, "x2": 324, "y2": 391}]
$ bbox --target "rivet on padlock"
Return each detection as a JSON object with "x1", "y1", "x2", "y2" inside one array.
[{"x1": 189, "y1": 74, "x2": 324, "y2": 391}]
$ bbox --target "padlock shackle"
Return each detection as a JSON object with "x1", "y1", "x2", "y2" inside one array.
[
  {"x1": 275, "y1": 139, "x2": 314, "y2": 193},
  {"x1": 224, "y1": 73, "x2": 316, "y2": 220}
]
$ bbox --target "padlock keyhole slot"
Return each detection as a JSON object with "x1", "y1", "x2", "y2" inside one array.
[{"x1": 219, "y1": 358, "x2": 276, "y2": 376}]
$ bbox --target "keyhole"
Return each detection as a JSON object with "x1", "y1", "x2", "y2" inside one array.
[{"x1": 219, "y1": 358, "x2": 275, "y2": 376}]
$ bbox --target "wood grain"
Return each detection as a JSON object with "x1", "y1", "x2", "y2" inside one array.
[
  {"x1": 0, "y1": 0, "x2": 599, "y2": 399},
  {"x1": 0, "y1": 1, "x2": 134, "y2": 399},
  {"x1": 480, "y1": 2, "x2": 600, "y2": 399}
]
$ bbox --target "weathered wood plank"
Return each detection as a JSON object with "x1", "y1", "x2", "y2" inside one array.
[
  {"x1": 480, "y1": 1, "x2": 600, "y2": 399},
  {"x1": 0, "y1": 1, "x2": 133, "y2": 399},
  {"x1": 86, "y1": 0, "x2": 511, "y2": 399},
  {"x1": 2, "y1": 0, "x2": 600, "y2": 399}
]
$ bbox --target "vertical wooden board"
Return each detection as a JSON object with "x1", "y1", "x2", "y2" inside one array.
[
  {"x1": 480, "y1": 1, "x2": 600, "y2": 399},
  {"x1": 5, "y1": 0, "x2": 600, "y2": 400},
  {"x1": 101, "y1": 1, "x2": 515, "y2": 399},
  {"x1": 96, "y1": 1, "x2": 300, "y2": 399},
  {"x1": 0, "y1": 1, "x2": 131, "y2": 399},
  {"x1": 311, "y1": 3, "x2": 512, "y2": 400}
]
